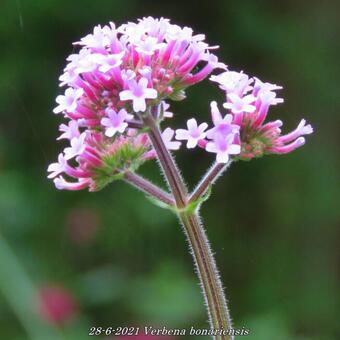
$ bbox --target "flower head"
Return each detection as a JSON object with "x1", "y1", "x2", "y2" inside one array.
[
  {"x1": 49, "y1": 18, "x2": 312, "y2": 191},
  {"x1": 207, "y1": 70, "x2": 313, "y2": 159}
]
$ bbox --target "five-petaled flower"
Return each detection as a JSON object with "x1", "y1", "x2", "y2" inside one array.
[
  {"x1": 223, "y1": 93, "x2": 256, "y2": 114},
  {"x1": 135, "y1": 36, "x2": 166, "y2": 55},
  {"x1": 53, "y1": 88, "x2": 84, "y2": 114},
  {"x1": 96, "y1": 51, "x2": 125, "y2": 73},
  {"x1": 64, "y1": 133, "x2": 86, "y2": 160},
  {"x1": 57, "y1": 121, "x2": 80, "y2": 140},
  {"x1": 176, "y1": 118, "x2": 208, "y2": 149},
  {"x1": 119, "y1": 77, "x2": 158, "y2": 112},
  {"x1": 101, "y1": 108, "x2": 133, "y2": 137},
  {"x1": 206, "y1": 133, "x2": 241, "y2": 163}
]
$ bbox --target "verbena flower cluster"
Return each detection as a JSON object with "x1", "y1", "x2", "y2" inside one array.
[{"x1": 48, "y1": 17, "x2": 313, "y2": 191}]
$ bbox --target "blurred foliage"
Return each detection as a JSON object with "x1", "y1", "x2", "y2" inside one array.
[{"x1": 0, "y1": 0, "x2": 339, "y2": 339}]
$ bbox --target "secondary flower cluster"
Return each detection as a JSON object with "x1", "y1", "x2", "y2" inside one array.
[
  {"x1": 173, "y1": 70, "x2": 313, "y2": 163},
  {"x1": 48, "y1": 17, "x2": 224, "y2": 190}
]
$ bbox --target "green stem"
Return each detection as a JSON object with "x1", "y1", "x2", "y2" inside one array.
[
  {"x1": 179, "y1": 212, "x2": 233, "y2": 339},
  {"x1": 144, "y1": 112, "x2": 234, "y2": 339}
]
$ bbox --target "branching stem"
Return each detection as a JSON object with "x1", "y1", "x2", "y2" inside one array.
[
  {"x1": 123, "y1": 171, "x2": 174, "y2": 207},
  {"x1": 142, "y1": 111, "x2": 234, "y2": 340},
  {"x1": 189, "y1": 161, "x2": 232, "y2": 203}
]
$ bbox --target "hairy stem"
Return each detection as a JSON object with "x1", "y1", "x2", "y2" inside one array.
[
  {"x1": 189, "y1": 161, "x2": 232, "y2": 203},
  {"x1": 142, "y1": 113, "x2": 188, "y2": 208},
  {"x1": 144, "y1": 112, "x2": 233, "y2": 339},
  {"x1": 124, "y1": 171, "x2": 174, "y2": 206},
  {"x1": 179, "y1": 212, "x2": 233, "y2": 339}
]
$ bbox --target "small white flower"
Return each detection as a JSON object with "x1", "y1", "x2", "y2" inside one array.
[
  {"x1": 57, "y1": 120, "x2": 80, "y2": 140},
  {"x1": 210, "y1": 71, "x2": 252, "y2": 93},
  {"x1": 64, "y1": 133, "x2": 86, "y2": 160},
  {"x1": 53, "y1": 88, "x2": 84, "y2": 114},
  {"x1": 135, "y1": 36, "x2": 166, "y2": 56},
  {"x1": 175, "y1": 118, "x2": 208, "y2": 149},
  {"x1": 95, "y1": 51, "x2": 125, "y2": 73},
  {"x1": 47, "y1": 153, "x2": 67, "y2": 178},
  {"x1": 162, "y1": 128, "x2": 181, "y2": 150},
  {"x1": 223, "y1": 93, "x2": 256, "y2": 114},
  {"x1": 75, "y1": 25, "x2": 110, "y2": 49}
]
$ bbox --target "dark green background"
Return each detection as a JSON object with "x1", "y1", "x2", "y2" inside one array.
[{"x1": 0, "y1": 0, "x2": 339, "y2": 339}]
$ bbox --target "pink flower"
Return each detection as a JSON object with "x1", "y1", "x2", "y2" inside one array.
[
  {"x1": 101, "y1": 108, "x2": 133, "y2": 137},
  {"x1": 162, "y1": 127, "x2": 181, "y2": 150},
  {"x1": 223, "y1": 93, "x2": 256, "y2": 114},
  {"x1": 47, "y1": 153, "x2": 67, "y2": 178},
  {"x1": 75, "y1": 24, "x2": 110, "y2": 49},
  {"x1": 176, "y1": 118, "x2": 208, "y2": 149},
  {"x1": 59, "y1": 68, "x2": 78, "y2": 87},
  {"x1": 253, "y1": 77, "x2": 282, "y2": 95},
  {"x1": 64, "y1": 133, "x2": 86, "y2": 160},
  {"x1": 57, "y1": 120, "x2": 80, "y2": 140},
  {"x1": 54, "y1": 176, "x2": 91, "y2": 191},
  {"x1": 96, "y1": 51, "x2": 125, "y2": 73},
  {"x1": 267, "y1": 119, "x2": 313, "y2": 154},
  {"x1": 206, "y1": 133, "x2": 241, "y2": 163},
  {"x1": 206, "y1": 101, "x2": 240, "y2": 139},
  {"x1": 209, "y1": 69, "x2": 313, "y2": 159},
  {"x1": 135, "y1": 36, "x2": 166, "y2": 55},
  {"x1": 119, "y1": 78, "x2": 157, "y2": 112},
  {"x1": 277, "y1": 119, "x2": 313, "y2": 144},
  {"x1": 49, "y1": 18, "x2": 312, "y2": 191},
  {"x1": 53, "y1": 88, "x2": 83, "y2": 114},
  {"x1": 210, "y1": 71, "x2": 252, "y2": 94}
]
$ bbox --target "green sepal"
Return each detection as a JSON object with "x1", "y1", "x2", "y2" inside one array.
[
  {"x1": 91, "y1": 142, "x2": 148, "y2": 191},
  {"x1": 145, "y1": 185, "x2": 213, "y2": 214},
  {"x1": 168, "y1": 89, "x2": 186, "y2": 101}
]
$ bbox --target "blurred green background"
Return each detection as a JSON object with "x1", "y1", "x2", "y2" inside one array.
[{"x1": 0, "y1": 0, "x2": 339, "y2": 339}]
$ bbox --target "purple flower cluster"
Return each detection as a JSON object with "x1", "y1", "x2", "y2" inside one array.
[
  {"x1": 175, "y1": 70, "x2": 313, "y2": 162},
  {"x1": 49, "y1": 17, "x2": 225, "y2": 190},
  {"x1": 48, "y1": 17, "x2": 313, "y2": 191}
]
